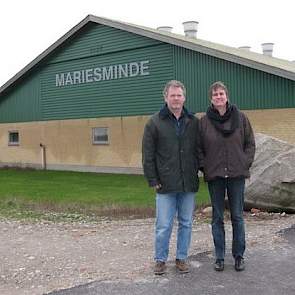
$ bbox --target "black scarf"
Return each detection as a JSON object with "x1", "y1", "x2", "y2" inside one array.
[{"x1": 206, "y1": 103, "x2": 240, "y2": 136}]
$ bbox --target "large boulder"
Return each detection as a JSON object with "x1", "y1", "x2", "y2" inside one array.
[{"x1": 245, "y1": 133, "x2": 295, "y2": 212}]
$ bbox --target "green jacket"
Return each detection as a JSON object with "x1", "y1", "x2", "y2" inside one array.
[{"x1": 142, "y1": 105, "x2": 200, "y2": 194}]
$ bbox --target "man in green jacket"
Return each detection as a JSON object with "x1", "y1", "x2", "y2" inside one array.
[{"x1": 142, "y1": 80, "x2": 200, "y2": 275}]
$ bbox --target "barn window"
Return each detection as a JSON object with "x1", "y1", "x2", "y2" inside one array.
[
  {"x1": 92, "y1": 127, "x2": 109, "y2": 145},
  {"x1": 8, "y1": 131, "x2": 19, "y2": 146}
]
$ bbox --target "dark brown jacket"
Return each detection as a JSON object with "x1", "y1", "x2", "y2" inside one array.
[{"x1": 199, "y1": 111, "x2": 255, "y2": 182}]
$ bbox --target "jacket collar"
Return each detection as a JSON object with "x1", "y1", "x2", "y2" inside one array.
[{"x1": 159, "y1": 104, "x2": 194, "y2": 119}]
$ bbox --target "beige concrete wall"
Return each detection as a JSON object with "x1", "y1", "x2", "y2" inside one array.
[
  {"x1": 197, "y1": 108, "x2": 295, "y2": 145},
  {"x1": 0, "y1": 116, "x2": 149, "y2": 172},
  {"x1": 0, "y1": 108, "x2": 294, "y2": 172},
  {"x1": 243, "y1": 108, "x2": 295, "y2": 144},
  {"x1": 197, "y1": 108, "x2": 295, "y2": 144}
]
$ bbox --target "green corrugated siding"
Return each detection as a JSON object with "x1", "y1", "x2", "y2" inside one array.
[
  {"x1": 1, "y1": 22, "x2": 294, "y2": 124},
  {"x1": 0, "y1": 75, "x2": 41, "y2": 123},
  {"x1": 49, "y1": 23, "x2": 161, "y2": 64},
  {"x1": 0, "y1": 24, "x2": 172, "y2": 123},
  {"x1": 173, "y1": 46, "x2": 295, "y2": 113},
  {"x1": 41, "y1": 44, "x2": 173, "y2": 120}
]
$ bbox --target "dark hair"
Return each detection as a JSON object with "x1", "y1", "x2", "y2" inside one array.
[
  {"x1": 208, "y1": 81, "x2": 229, "y2": 100},
  {"x1": 163, "y1": 80, "x2": 186, "y2": 97}
]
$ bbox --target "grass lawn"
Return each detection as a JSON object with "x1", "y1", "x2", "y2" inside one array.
[{"x1": 0, "y1": 168, "x2": 210, "y2": 219}]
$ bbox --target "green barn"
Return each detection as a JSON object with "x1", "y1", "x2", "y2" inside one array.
[{"x1": 0, "y1": 15, "x2": 294, "y2": 173}]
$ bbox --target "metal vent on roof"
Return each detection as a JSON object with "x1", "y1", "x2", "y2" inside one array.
[
  {"x1": 238, "y1": 46, "x2": 251, "y2": 51},
  {"x1": 182, "y1": 21, "x2": 198, "y2": 38},
  {"x1": 157, "y1": 26, "x2": 173, "y2": 33},
  {"x1": 261, "y1": 43, "x2": 274, "y2": 56}
]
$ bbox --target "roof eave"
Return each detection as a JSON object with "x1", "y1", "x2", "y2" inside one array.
[{"x1": 89, "y1": 15, "x2": 295, "y2": 80}]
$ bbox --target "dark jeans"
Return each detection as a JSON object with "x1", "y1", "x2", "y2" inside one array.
[{"x1": 208, "y1": 177, "x2": 245, "y2": 260}]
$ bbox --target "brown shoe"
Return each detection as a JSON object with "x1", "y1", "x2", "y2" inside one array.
[
  {"x1": 154, "y1": 261, "x2": 166, "y2": 275},
  {"x1": 175, "y1": 259, "x2": 190, "y2": 273}
]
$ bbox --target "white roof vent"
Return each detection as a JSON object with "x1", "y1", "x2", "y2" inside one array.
[
  {"x1": 238, "y1": 46, "x2": 251, "y2": 51},
  {"x1": 261, "y1": 43, "x2": 274, "y2": 56},
  {"x1": 182, "y1": 21, "x2": 198, "y2": 38},
  {"x1": 157, "y1": 26, "x2": 173, "y2": 33}
]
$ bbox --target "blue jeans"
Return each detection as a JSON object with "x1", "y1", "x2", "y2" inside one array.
[
  {"x1": 155, "y1": 192, "x2": 196, "y2": 262},
  {"x1": 208, "y1": 177, "x2": 245, "y2": 260}
]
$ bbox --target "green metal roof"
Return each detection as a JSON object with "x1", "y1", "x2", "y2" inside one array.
[{"x1": 1, "y1": 14, "x2": 295, "y2": 96}]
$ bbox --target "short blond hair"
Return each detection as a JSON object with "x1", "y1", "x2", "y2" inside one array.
[{"x1": 163, "y1": 80, "x2": 186, "y2": 98}]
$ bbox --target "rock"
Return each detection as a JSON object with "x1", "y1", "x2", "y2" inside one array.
[
  {"x1": 201, "y1": 207, "x2": 212, "y2": 215},
  {"x1": 250, "y1": 208, "x2": 261, "y2": 214},
  {"x1": 245, "y1": 133, "x2": 295, "y2": 212}
]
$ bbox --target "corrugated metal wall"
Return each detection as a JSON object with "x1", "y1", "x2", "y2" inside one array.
[
  {"x1": 41, "y1": 23, "x2": 174, "y2": 119},
  {"x1": 0, "y1": 24, "x2": 174, "y2": 123},
  {"x1": 173, "y1": 46, "x2": 295, "y2": 113},
  {"x1": 0, "y1": 22, "x2": 294, "y2": 123},
  {"x1": 41, "y1": 24, "x2": 173, "y2": 120},
  {"x1": 0, "y1": 74, "x2": 41, "y2": 122},
  {"x1": 49, "y1": 23, "x2": 161, "y2": 64},
  {"x1": 41, "y1": 44, "x2": 173, "y2": 120}
]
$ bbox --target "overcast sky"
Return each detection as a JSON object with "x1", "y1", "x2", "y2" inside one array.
[{"x1": 1, "y1": 0, "x2": 294, "y2": 87}]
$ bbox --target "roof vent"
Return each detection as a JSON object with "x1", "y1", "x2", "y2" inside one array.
[
  {"x1": 238, "y1": 46, "x2": 251, "y2": 51},
  {"x1": 261, "y1": 43, "x2": 274, "y2": 56},
  {"x1": 182, "y1": 21, "x2": 198, "y2": 38},
  {"x1": 157, "y1": 26, "x2": 173, "y2": 33}
]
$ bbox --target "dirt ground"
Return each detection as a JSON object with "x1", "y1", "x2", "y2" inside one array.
[{"x1": 0, "y1": 211, "x2": 294, "y2": 295}]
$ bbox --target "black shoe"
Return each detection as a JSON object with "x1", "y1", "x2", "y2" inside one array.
[
  {"x1": 214, "y1": 259, "x2": 224, "y2": 271},
  {"x1": 235, "y1": 257, "x2": 245, "y2": 271}
]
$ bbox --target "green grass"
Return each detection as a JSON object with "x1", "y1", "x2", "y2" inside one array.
[{"x1": 0, "y1": 168, "x2": 210, "y2": 219}]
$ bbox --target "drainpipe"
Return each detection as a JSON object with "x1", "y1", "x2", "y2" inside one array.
[{"x1": 40, "y1": 143, "x2": 47, "y2": 170}]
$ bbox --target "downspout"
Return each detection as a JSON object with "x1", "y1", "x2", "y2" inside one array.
[{"x1": 40, "y1": 143, "x2": 47, "y2": 170}]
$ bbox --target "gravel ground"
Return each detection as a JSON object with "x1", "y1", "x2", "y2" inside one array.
[{"x1": 0, "y1": 212, "x2": 294, "y2": 295}]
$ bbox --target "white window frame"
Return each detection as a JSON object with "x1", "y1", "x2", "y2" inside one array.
[
  {"x1": 8, "y1": 130, "x2": 20, "y2": 146},
  {"x1": 92, "y1": 127, "x2": 109, "y2": 145}
]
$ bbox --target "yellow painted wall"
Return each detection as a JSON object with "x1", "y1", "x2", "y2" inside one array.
[
  {"x1": 0, "y1": 116, "x2": 149, "y2": 171},
  {"x1": 243, "y1": 109, "x2": 295, "y2": 144},
  {"x1": 197, "y1": 108, "x2": 295, "y2": 144},
  {"x1": 0, "y1": 108, "x2": 294, "y2": 172}
]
